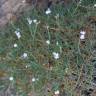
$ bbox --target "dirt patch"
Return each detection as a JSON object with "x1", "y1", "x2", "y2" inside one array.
[{"x1": 0, "y1": 0, "x2": 28, "y2": 27}]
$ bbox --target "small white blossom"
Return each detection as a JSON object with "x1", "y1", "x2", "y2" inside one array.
[
  {"x1": 25, "y1": 65, "x2": 30, "y2": 68},
  {"x1": 46, "y1": 25, "x2": 49, "y2": 29},
  {"x1": 9, "y1": 76, "x2": 14, "y2": 81},
  {"x1": 15, "y1": 30, "x2": 21, "y2": 39},
  {"x1": 22, "y1": 53, "x2": 28, "y2": 59},
  {"x1": 25, "y1": 65, "x2": 28, "y2": 68},
  {"x1": 65, "y1": 68, "x2": 68, "y2": 73},
  {"x1": 33, "y1": 19, "x2": 37, "y2": 23},
  {"x1": 54, "y1": 90, "x2": 60, "y2": 95},
  {"x1": 45, "y1": 8, "x2": 51, "y2": 15},
  {"x1": 80, "y1": 34, "x2": 85, "y2": 40},
  {"x1": 52, "y1": 52, "x2": 60, "y2": 59},
  {"x1": 27, "y1": 18, "x2": 32, "y2": 25},
  {"x1": 80, "y1": 31, "x2": 86, "y2": 35},
  {"x1": 46, "y1": 40, "x2": 50, "y2": 45},
  {"x1": 32, "y1": 77, "x2": 36, "y2": 82},
  {"x1": 80, "y1": 30, "x2": 86, "y2": 40},
  {"x1": 94, "y1": 4, "x2": 96, "y2": 7},
  {"x1": 13, "y1": 43, "x2": 18, "y2": 48},
  {"x1": 56, "y1": 41, "x2": 59, "y2": 46}
]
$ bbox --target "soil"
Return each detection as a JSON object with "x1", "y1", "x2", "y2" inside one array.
[
  {"x1": 0, "y1": 0, "x2": 96, "y2": 96},
  {"x1": 0, "y1": 0, "x2": 28, "y2": 27}
]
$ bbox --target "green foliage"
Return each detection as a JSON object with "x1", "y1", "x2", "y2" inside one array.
[{"x1": 0, "y1": 0, "x2": 96, "y2": 96}]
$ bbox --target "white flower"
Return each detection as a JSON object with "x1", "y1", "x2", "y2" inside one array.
[
  {"x1": 33, "y1": 19, "x2": 37, "y2": 23},
  {"x1": 9, "y1": 76, "x2": 14, "y2": 81},
  {"x1": 22, "y1": 53, "x2": 28, "y2": 59},
  {"x1": 32, "y1": 77, "x2": 39, "y2": 82},
  {"x1": 25, "y1": 65, "x2": 28, "y2": 68},
  {"x1": 25, "y1": 65, "x2": 30, "y2": 68},
  {"x1": 46, "y1": 25, "x2": 49, "y2": 29},
  {"x1": 54, "y1": 90, "x2": 60, "y2": 95},
  {"x1": 46, "y1": 40, "x2": 50, "y2": 45},
  {"x1": 13, "y1": 43, "x2": 18, "y2": 48},
  {"x1": 52, "y1": 52, "x2": 60, "y2": 59},
  {"x1": 80, "y1": 30, "x2": 86, "y2": 40},
  {"x1": 94, "y1": 4, "x2": 96, "y2": 7},
  {"x1": 27, "y1": 18, "x2": 32, "y2": 25},
  {"x1": 80, "y1": 31, "x2": 86, "y2": 35},
  {"x1": 80, "y1": 34, "x2": 85, "y2": 40},
  {"x1": 45, "y1": 8, "x2": 51, "y2": 15},
  {"x1": 32, "y1": 77, "x2": 36, "y2": 82},
  {"x1": 15, "y1": 30, "x2": 21, "y2": 39},
  {"x1": 56, "y1": 41, "x2": 59, "y2": 46},
  {"x1": 65, "y1": 68, "x2": 68, "y2": 73}
]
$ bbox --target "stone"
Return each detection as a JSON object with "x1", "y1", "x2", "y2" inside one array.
[{"x1": 0, "y1": 0, "x2": 28, "y2": 27}]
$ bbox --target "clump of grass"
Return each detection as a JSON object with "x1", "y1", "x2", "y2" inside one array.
[{"x1": 0, "y1": 0, "x2": 96, "y2": 96}]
